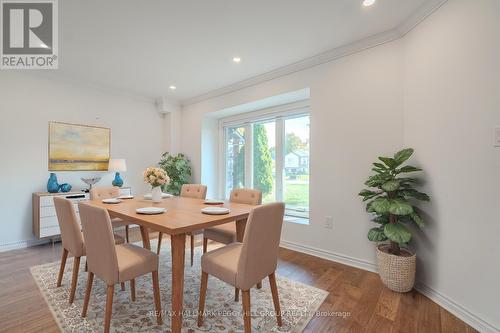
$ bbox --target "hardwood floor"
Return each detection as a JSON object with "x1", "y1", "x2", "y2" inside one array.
[{"x1": 0, "y1": 228, "x2": 476, "y2": 333}]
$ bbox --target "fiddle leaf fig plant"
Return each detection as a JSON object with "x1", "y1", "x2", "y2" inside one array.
[
  {"x1": 359, "y1": 148, "x2": 429, "y2": 256},
  {"x1": 158, "y1": 152, "x2": 192, "y2": 196}
]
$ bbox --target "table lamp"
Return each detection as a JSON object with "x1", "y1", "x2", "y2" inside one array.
[{"x1": 108, "y1": 158, "x2": 127, "y2": 187}]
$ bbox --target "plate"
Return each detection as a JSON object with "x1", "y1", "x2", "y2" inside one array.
[
  {"x1": 201, "y1": 207, "x2": 230, "y2": 215},
  {"x1": 118, "y1": 195, "x2": 134, "y2": 199},
  {"x1": 102, "y1": 198, "x2": 122, "y2": 204},
  {"x1": 136, "y1": 207, "x2": 166, "y2": 215},
  {"x1": 204, "y1": 199, "x2": 225, "y2": 205},
  {"x1": 143, "y1": 193, "x2": 173, "y2": 200}
]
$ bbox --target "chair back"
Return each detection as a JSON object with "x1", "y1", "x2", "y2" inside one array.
[
  {"x1": 89, "y1": 186, "x2": 119, "y2": 200},
  {"x1": 53, "y1": 197, "x2": 85, "y2": 257},
  {"x1": 230, "y1": 188, "x2": 262, "y2": 206},
  {"x1": 236, "y1": 202, "x2": 284, "y2": 290},
  {"x1": 78, "y1": 202, "x2": 119, "y2": 285},
  {"x1": 180, "y1": 184, "x2": 207, "y2": 199}
]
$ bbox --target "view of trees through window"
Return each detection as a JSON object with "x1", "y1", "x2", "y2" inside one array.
[{"x1": 224, "y1": 114, "x2": 309, "y2": 219}]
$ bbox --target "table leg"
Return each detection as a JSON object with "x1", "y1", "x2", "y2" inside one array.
[
  {"x1": 171, "y1": 233, "x2": 186, "y2": 333},
  {"x1": 140, "y1": 226, "x2": 151, "y2": 250},
  {"x1": 235, "y1": 218, "x2": 248, "y2": 242}
]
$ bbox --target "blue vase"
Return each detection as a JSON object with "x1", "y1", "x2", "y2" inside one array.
[
  {"x1": 112, "y1": 172, "x2": 124, "y2": 187},
  {"x1": 59, "y1": 183, "x2": 72, "y2": 193},
  {"x1": 47, "y1": 173, "x2": 60, "y2": 193}
]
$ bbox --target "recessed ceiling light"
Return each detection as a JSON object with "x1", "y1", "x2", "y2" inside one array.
[
  {"x1": 232, "y1": 57, "x2": 241, "y2": 63},
  {"x1": 363, "y1": 0, "x2": 376, "y2": 7},
  {"x1": 169, "y1": 85, "x2": 176, "y2": 90}
]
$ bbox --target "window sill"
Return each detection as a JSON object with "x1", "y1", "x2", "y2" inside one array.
[{"x1": 284, "y1": 216, "x2": 309, "y2": 225}]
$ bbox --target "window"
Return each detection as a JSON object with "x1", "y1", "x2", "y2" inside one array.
[{"x1": 221, "y1": 103, "x2": 310, "y2": 221}]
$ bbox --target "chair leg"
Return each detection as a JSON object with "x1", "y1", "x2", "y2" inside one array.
[
  {"x1": 82, "y1": 271, "x2": 94, "y2": 317},
  {"x1": 197, "y1": 271, "x2": 209, "y2": 327},
  {"x1": 242, "y1": 290, "x2": 252, "y2": 333},
  {"x1": 69, "y1": 256, "x2": 81, "y2": 304},
  {"x1": 256, "y1": 281, "x2": 262, "y2": 289},
  {"x1": 234, "y1": 287, "x2": 240, "y2": 302},
  {"x1": 56, "y1": 248, "x2": 68, "y2": 287},
  {"x1": 152, "y1": 271, "x2": 163, "y2": 325},
  {"x1": 269, "y1": 272, "x2": 283, "y2": 326},
  {"x1": 104, "y1": 285, "x2": 114, "y2": 333},
  {"x1": 125, "y1": 225, "x2": 130, "y2": 243},
  {"x1": 121, "y1": 282, "x2": 126, "y2": 291},
  {"x1": 190, "y1": 233, "x2": 195, "y2": 266},
  {"x1": 203, "y1": 237, "x2": 208, "y2": 253},
  {"x1": 130, "y1": 279, "x2": 136, "y2": 301},
  {"x1": 157, "y1": 232, "x2": 163, "y2": 255},
  {"x1": 84, "y1": 260, "x2": 88, "y2": 272}
]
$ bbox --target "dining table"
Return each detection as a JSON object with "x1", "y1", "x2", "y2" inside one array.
[{"x1": 86, "y1": 195, "x2": 254, "y2": 333}]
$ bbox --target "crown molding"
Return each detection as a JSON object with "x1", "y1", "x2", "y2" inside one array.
[{"x1": 181, "y1": 0, "x2": 449, "y2": 107}]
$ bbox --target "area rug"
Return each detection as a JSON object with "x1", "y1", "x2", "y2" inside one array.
[{"x1": 30, "y1": 242, "x2": 328, "y2": 332}]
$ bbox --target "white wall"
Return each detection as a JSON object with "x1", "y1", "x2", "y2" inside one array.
[
  {"x1": 181, "y1": 40, "x2": 404, "y2": 267},
  {"x1": 0, "y1": 72, "x2": 164, "y2": 249},
  {"x1": 179, "y1": 1, "x2": 500, "y2": 331},
  {"x1": 403, "y1": 0, "x2": 500, "y2": 330}
]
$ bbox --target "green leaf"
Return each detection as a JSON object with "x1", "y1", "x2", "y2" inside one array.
[
  {"x1": 381, "y1": 180, "x2": 400, "y2": 192},
  {"x1": 368, "y1": 227, "x2": 388, "y2": 242},
  {"x1": 370, "y1": 197, "x2": 391, "y2": 214},
  {"x1": 388, "y1": 199, "x2": 414, "y2": 215},
  {"x1": 373, "y1": 162, "x2": 387, "y2": 170},
  {"x1": 410, "y1": 212, "x2": 424, "y2": 228},
  {"x1": 378, "y1": 156, "x2": 397, "y2": 168},
  {"x1": 359, "y1": 189, "x2": 380, "y2": 201},
  {"x1": 384, "y1": 222, "x2": 412, "y2": 244},
  {"x1": 398, "y1": 165, "x2": 422, "y2": 173},
  {"x1": 372, "y1": 215, "x2": 389, "y2": 224},
  {"x1": 398, "y1": 189, "x2": 430, "y2": 201},
  {"x1": 394, "y1": 148, "x2": 414, "y2": 165}
]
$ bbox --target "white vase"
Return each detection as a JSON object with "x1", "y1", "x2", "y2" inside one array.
[{"x1": 152, "y1": 186, "x2": 162, "y2": 203}]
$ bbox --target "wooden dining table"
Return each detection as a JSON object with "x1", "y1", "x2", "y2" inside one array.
[{"x1": 87, "y1": 196, "x2": 253, "y2": 333}]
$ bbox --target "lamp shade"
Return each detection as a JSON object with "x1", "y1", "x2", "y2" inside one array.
[{"x1": 108, "y1": 158, "x2": 127, "y2": 172}]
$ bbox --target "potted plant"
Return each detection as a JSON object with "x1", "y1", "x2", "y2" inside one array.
[
  {"x1": 143, "y1": 167, "x2": 169, "y2": 202},
  {"x1": 158, "y1": 152, "x2": 192, "y2": 196},
  {"x1": 358, "y1": 148, "x2": 429, "y2": 292}
]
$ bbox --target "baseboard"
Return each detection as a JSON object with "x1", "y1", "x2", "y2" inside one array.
[
  {"x1": 280, "y1": 239, "x2": 378, "y2": 273},
  {"x1": 280, "y1": 239, "x2": 499, "y2": 333},
  {"x1": 0, "y1": 238, "x2": 51, "y2": 252},
  {"x1": 415, "y1": 283, "x2": 500, "y2": 333}
]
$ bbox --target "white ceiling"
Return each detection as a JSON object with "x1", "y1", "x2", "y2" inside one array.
[{"x1": 49, "y1": 0, "x2": 438, "y2": 103}]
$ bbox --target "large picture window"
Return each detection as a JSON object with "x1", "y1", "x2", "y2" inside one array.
[{"x1": 221, "y1": 104, "x2": 310, "y2": 221}]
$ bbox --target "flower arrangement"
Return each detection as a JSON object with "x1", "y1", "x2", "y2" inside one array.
[{"x1": 143, "y1": 167, "x2": 170, "y2": 188}]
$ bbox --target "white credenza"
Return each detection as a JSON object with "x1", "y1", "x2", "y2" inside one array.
[{"x1": 32, "y1": 187, "x2": 132, "y2": 239}]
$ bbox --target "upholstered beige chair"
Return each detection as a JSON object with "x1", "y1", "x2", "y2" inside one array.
[
  {"x1": 203, "y1": 188, "x2": 262, "y2": 252},
  {"x1": 157, "y1": 184, "x2": 207, "y2": 266},
  {"x1": 90, "y1": 186, "x2": 132, "y2": 242},
  {"x1": 197, "y1": 202, "x2": 285, "y2": 332},
  {"x1": 78, "y1": 202, "x2": 162, "y2": 333},
  {"x1": 53, "y1": 197, "x2": 125, "y2": 304}
]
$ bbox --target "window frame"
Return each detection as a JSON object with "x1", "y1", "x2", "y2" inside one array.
[{"x1": 218, "y1": 100, "x2": 310, "y2": 220}]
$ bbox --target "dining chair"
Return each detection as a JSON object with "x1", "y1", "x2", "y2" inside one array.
[
  {"x1": 53, "y1": 197, "x2": 126, "y2": 304},
  {"x1": 90, "y1": 186, "x2": 132, "y2": 243},
  {"x1": 157, "y1": 184, "x2": 207, "y2": 267},
  {"x1": 78, "y1": 202, "x2": 163, "y2": 333},
  {"x1": 203, "y1": 188, "x2": 262, "y2": 298},
  {"x1": 197, "y1": 202, "x2": 285, "y2": 333}
]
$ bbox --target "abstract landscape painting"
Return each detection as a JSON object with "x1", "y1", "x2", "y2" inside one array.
[{"x1": 48, "y1": 122, "x2": 110, "y2": 171}]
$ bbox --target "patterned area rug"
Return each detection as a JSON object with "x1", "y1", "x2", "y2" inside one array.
[{"x1": 30, "y1": 242, "x2": 327, "y2": 332}]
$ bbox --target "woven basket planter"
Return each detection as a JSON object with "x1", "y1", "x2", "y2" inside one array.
[{"x1": 376, "y1": 244, "x2": 416, "y2": 293}]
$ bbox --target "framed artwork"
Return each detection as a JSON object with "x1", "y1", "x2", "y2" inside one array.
[{"x1": 48, "y1": 122, "x2": 111, "y2": 171}]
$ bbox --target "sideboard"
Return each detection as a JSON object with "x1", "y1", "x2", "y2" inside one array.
[{"x1": 32, "y1": 187, "x2": 132, "y2": 239}]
